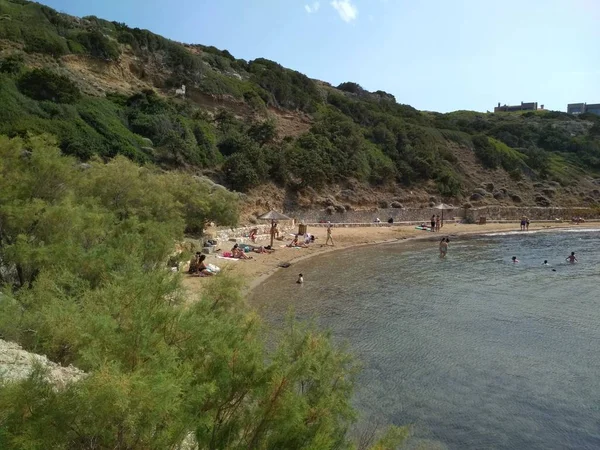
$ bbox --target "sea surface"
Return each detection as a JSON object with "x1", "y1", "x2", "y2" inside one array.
[{"x1": 250, "y1": 229, "x2": 600, "y2": 450}]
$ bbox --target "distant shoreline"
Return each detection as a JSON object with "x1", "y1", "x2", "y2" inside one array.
[
  {"x1": 181, "y1": 222, "x2": 600, "y2": 300},
  {"x1": 241, "y1": 222, "x2": 600, "y2": 297}
]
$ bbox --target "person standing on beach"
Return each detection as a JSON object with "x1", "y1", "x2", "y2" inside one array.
[
  {"x1": 325, "y1": 222, "x2": 335, "y2": 246},
  {"x1": 431, "y1": 215, "x2": 436, "y2": 232},
  {"x1": 526, "y1": 218, "x2": 530, "y2": 231},
  {"x1": 435, "y1": 215, "x2": 441, "y2": 232}
]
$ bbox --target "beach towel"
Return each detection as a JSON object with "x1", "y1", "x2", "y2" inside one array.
[{"x1": 217, "y1": 256, "x2": 240, "y2": 261}]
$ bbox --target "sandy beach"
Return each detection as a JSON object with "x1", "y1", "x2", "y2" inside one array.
[{"x1": 182, "y1": 221, "x2": 600, "y2": 298}]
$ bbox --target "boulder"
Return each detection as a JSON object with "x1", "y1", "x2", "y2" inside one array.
[
  {"x1": 583, "y1": 196, "x2": 597, "y2": 205},
  {"x1": 378, "y1": 201, "x2": 390, "y2": 209},
  {"x1": 482, "y1": 182, "x2": 495, "y2": 192},
  {"x1": 534, "y1": 194, "x2": 551, "y2": 207},
  {"x1": 391, "y1": 201, "x2": 403, "y2": 208},
  {"x1": 510, "y1": 194, "x2": 522, "y2": 203},
  {"x1": 462, "y1": 202, "x2": 473, "y2": 209},
  {"x1": 542, "y1": 188, "x2": 556, "y2": 198},
  {"x1": 493, "y1": 191, "x2": 505, "y2": 200},
  {"x1": 470, "y1": 193, "x2": 484, "y2": 201},
  {"x1": 325, "y1": 206, "x2": 336, "y2": 215},
  {"x1": 334, "y1": 205, "x2": 346, "y2": 213},
  {"x1": 473, "y1": 188, "x2": 488, "y2": 196},
  {"x1": 339, "y1": 189, "x2": 356, "y2": 201}
]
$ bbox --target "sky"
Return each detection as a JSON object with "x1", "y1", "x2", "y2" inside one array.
[{"x1": 38, "y1": 0, "x2": 600, "y2": 113}]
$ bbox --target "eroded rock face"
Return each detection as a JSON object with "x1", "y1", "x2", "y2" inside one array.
[
  {"x1": 0, "y1": 340, "x2": 84, "y2": 388},
  {"x1": 535, "y1": 195, "x2": 551, "y2": 207}
]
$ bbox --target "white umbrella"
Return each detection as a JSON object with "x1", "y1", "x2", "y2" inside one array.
[{"x1": 257, "y1": 210, "x2": 292, "y2": 247}]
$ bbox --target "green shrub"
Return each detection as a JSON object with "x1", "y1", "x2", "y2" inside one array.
[
  {"x1": 18, "y1": 69, "x2": 81, "y2": 103},
  {"x1": 223, "y1": 152, "x2": 260, "y2": 191},
  {"x1": 75, "y1": 29, "x2": 120, "y2": 60},
  {"x1": 0, "y1": 53, "x2": 24, "y2": 75},
  {"x1": 23, "y1": 30, "x2": 68, "y2": 56},
  {"x1": 337, "y1": 81, "x2": 363, "y2": 94}
]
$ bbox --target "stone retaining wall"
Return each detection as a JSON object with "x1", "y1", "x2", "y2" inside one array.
[
  {"x1": 212, "y1": 207, "x2": 598, "y2": 241},
  {"x1": 464, "y1": 206, "x2": 595, "y2": 222}
]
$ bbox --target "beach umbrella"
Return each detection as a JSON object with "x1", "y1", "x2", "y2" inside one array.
[
  {"x1": 434, "y1": 203, "x2": 454, "y2": 225},
  {"x1": 257, "y1": 210, "x2": 292, "y2": 247}
]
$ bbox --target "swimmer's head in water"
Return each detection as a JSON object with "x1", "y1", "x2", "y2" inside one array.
[
  {"x1": 544, "y1": 260, "x2": 548, "y2": 264},
  {"x1": 571, "y1": 252, "x2": 575, "y2": 256},
  {"x1": 512, "y1": 256, "x2": 517, "y2": 262}
]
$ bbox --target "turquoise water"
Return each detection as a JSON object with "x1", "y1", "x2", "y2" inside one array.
[{"x1": 250, "y1": 229, "x2": 600, "y2": 450}]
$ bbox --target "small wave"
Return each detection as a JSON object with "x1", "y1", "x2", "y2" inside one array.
[{"x1": 482, "y1": 228, "x2": 598, "y2": 237}]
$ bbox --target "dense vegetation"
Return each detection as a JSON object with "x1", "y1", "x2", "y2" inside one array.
[
  {"x1": 1, "y1": 0, "x2": 600, "y2": 199},
  {"x1": 0, "y1": 136, "x2": 408, "y2": 449}
]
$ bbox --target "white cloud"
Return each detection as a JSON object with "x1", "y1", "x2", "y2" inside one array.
[
  {"x1": 305, "y1": 1, "x2": 320, "y2": 13},
  {"x1": 331, "y1": 0, "x2": 358, "y2": 22}
]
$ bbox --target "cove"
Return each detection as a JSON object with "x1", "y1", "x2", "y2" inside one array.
[{"x1": 250, "y1": 229, "x2": 600, "y2": 450}]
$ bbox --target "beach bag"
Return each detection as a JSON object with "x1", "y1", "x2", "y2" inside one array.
[{"x1": 207, "y1": 264, "x2": 221, "y2": 274}]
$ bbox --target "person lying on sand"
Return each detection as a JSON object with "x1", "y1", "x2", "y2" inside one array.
[
  {"x1": 232, "y1": 244, "x2": 253, "y2": 259},
  {"x1": 254, "y1": 246, "x2": 274, "y2": 254},
  {"x1": 287, "y1": 236, "x2": 307, "y2": 248}
]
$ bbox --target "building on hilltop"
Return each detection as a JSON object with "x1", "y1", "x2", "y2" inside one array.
[
  {"x1": 494, "y1": 101, "x2": 541, "y2": 113},
  {"x1": 567, "y1": 103, "x2": 600, "y2": 115}
]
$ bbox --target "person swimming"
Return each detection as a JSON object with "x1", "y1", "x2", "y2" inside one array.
[
  {"x1": 296, "y1": 273, "x2": 304, "y2": 284},
  {"x1": 512, "y1": 256, "x2": 519, "y2": 263},
  {"x1": 566, "y1": 252, "x2": 578, "y2": 263},
  {"x1": 542, "y1": 260, "x2": 550, "y2": 266}
]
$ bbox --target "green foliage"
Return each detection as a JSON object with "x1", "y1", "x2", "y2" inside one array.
[
  {"x1": 0, "y1": 135, "x2": 361, "y2": 449},
  {"x1": 249, "y1": 58, "x2": 321, "y2": 112},
  {"x1": 23, "y1": 30, "x2": 68, "y2": 55},
  {"x1": 337, "y1": 81, "x2": 363, "y2": 94},
  {"x1": 0, "y1": 53, "x2": 23, "y2": 75},
  {"x1": 17, "y1": 68, "x2": 81, "y2": 103},
  {"x1": 2, "y1": 0, "x2": 600, "y2": 197},
  {"x1": 74, "y1": 29, "x2": 120, "y2": 60}
]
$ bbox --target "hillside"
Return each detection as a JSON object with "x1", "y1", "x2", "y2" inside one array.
[{"x1": 2, "y1": 0, "x2": 600, "y2": 214}]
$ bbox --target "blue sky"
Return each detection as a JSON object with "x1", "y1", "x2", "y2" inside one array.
[{"x1": 40, "y1": 0, "x2": 600, "y2": 113}]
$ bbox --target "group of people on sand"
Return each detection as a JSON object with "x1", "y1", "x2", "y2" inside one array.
[
  {"x1": 188, "y1": 252, "x2": 214, "y2": 277},
  {"x1": 430, "y1": 215, "x2": 442, "y2": 232},
  {"x1": 249, "y1": 222, "x2": 281, "y2": 244},
  {"x1": 511, "y1": 252, "x2": 578, "y2": 266},
  {"x1": 520, "y1": 217, "x2": 531, "y2": 231}
]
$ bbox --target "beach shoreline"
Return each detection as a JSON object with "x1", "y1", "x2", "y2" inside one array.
[{"x1": 182, "y1": 221, "x2": 600, "y2": 299}]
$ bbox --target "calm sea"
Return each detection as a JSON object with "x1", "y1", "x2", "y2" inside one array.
[{"x1": 250, "y1": 229, "x2": 600, "y2": 450}]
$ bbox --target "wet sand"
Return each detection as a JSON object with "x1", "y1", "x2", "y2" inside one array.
[{"x1": 181, "y1": 222, "x2": 600, "y2": 298}]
